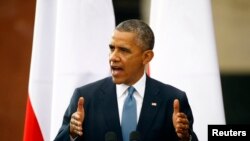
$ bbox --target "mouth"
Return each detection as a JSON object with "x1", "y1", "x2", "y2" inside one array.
[{"x1": 111, "y1": 66, "x2": 124, "y2": 76}]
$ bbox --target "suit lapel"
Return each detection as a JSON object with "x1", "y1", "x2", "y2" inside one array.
[
  {"x1": 137, "y1": 76, "x2": 162, "y2": 137},
  {"x1": 99, "y1": 78, "x2": 123, "y2": 140}
]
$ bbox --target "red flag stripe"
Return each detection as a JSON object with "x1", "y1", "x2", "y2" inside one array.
[{"x1": 23, "y1": 96, "x2": 44, "y2": 141}]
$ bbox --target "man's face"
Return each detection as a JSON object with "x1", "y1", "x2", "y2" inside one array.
[{"x1": 109, "y1": 30, "x2": 148, "y2": 85}]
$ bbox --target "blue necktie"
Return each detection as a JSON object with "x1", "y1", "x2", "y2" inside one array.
[{"x1": 121, "y1": 86, "x2": 137, "y2": 141}]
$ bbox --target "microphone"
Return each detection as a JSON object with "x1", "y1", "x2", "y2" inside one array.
[
  {"x1": 105, "y1": 131, "x2": 117, "y2": 141},
  {"x1": 129, "y1": 131, "x2": 140, "y2": 141}
]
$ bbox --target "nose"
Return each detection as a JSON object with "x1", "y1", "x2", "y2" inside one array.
[{"x1": 109, "y1": 50, "x2": 120, "y2": 62}]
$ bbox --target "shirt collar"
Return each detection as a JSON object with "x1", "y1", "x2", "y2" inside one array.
[{"x1": 116, "y1": 73, "x2": 146, "y2": 98}]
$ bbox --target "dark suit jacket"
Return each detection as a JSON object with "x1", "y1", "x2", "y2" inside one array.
[{"x1": 54, "y1": 76, "x2": 198, "y2": 141}]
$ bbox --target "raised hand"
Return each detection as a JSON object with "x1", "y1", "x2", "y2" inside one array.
[
  {"x1": 172, "y1": 99, "x2": 190, "y2": 141},
  {"x1": 70, "y1": 97, "x2": 85, "y2": 138}
]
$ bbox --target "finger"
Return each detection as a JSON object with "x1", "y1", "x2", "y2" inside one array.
[
  {"x1": 77, "y1": 97, "x2": 84, "y2": 113},
  {"x1": 176, "y1": 113, "x2": 187, "y2": 118},
  {"x1": 70, "y1": 119, "x2": 76, "y2": 133},
  {"x1": 73, "y1": 127, "x2": 83, "y2": 136},
  {"x1": 176, "y1": 122, "x2": 189, "y2": 129},
  {"x1": 176, "y1": 127, "x2": 189, "y2": 139},
  {"x1": 70, "y1": 114, "x2": 82, "y2": 128},
  {"x1": 173, "y1": 99, "x2": 180, "y2": 114},
  {"x1": 77, "y1": 130, "x2": 83, "y2": 136},
  {"x1": 71, "y1": 122, "x2": 83, "y2": 133},
  {"x1": 176, "y1": 126, "x2": 188, "y2": 136},
  {"x1": 72, "y1": 113, "x2": 81, "y2": 123},
  {"x1": 176, "y1": 115, "x2": 188, "y2": 123},
  {"x1": 70, "y1": 114, "x2": 77, "y2": 125},
  {"x1": 176, "y1": 132, "x2": 187, "y2": 139},
  {"x1": 74, "y1": 120, "x2": 82, "y2": 126}
]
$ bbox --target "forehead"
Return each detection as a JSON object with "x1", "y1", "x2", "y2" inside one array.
[
  {"x1": 111, "y1": 30, "x2": 137, "y2": 43},
  {"x1": 110, "y1": 31, "x2": 141, "y2": 50}
]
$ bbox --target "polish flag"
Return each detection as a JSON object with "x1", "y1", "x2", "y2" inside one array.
[
  {"x1": 149, "y1": 0, "x2": 225, "y2": 141},
  {"x1": 23, "y1": 0, "x2": 115, "y2": 140}
]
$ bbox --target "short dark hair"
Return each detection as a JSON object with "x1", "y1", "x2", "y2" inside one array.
[{"x1": 115, "y1": 19, "x2": 155, "y2": 50}]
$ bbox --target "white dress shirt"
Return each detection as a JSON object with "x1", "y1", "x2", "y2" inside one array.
[{"x1": 116, "y1": 73, "x2": 146, "y2": 123}]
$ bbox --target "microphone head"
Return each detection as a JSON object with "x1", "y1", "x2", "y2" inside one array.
[
  {"x1": 130, "y1": 131, "x2": 140, "y2": 141},
  {"x1": 105, "y1": 131, "x2": 117, "y2": 141}
]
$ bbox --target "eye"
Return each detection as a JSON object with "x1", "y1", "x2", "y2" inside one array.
[
  {"x1": 109, "y1": 45, "x2": 115, "y2": 52},
  {"x1": 120, "y1": 47, "x2": 130, "y2": 53}
]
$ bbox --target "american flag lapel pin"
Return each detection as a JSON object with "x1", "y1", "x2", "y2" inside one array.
[{"x1": 151, "y1": 102, "x2": 157, "y2": 106}]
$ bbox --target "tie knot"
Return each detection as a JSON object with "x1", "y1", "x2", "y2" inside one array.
[{"x1": 127, "y1": 86, "x2": 136, "y2": 97}]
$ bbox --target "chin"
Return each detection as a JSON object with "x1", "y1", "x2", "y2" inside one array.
[{"x1": 111, "y1": 76, "x2": 123, "y2": 84}]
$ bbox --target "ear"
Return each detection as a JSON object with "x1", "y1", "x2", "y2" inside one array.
[{"x1": 142, "y1": 50, "x2": 154, "y2": 65}]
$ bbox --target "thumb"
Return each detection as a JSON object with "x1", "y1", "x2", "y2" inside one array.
[
  {"x1": 77, "y1": 97, "x2": 84, "y2": 113},
  {"x1": 173, "y1": 99, "x2": 180, "y2": 114}
]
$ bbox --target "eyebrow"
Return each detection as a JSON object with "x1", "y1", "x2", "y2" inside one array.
[{"x1": 108, "y1": 44, "x2": 132, "y2": 53}]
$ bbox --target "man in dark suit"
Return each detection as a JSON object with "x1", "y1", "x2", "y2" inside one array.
[{"x1": 54, "y1": 19, "x2": 198, "y2": 141}]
